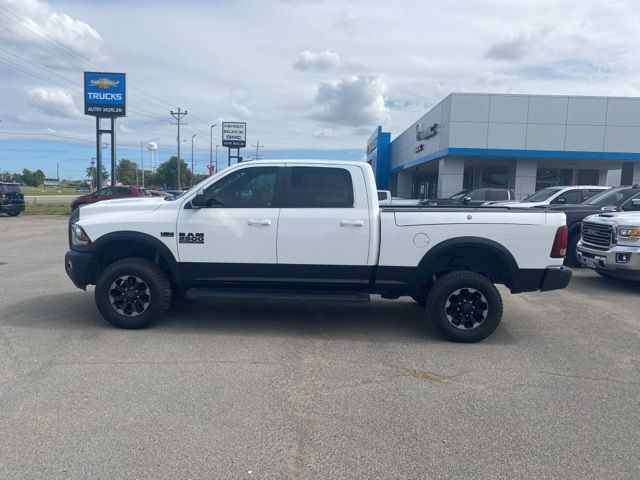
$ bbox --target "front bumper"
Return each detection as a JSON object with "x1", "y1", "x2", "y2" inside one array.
[
  {"x1": 576, "y1": 241, "x2": 640, "y2": 280},
  {"x1": 64, "y1": 250, "x2": 95, "y2": 290}
]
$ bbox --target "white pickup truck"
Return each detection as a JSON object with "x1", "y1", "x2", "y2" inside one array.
[{"x1": 65, "y1": 160, "x2": 571, "y2": 342}]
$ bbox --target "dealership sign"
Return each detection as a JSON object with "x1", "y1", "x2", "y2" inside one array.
[
  {"x1": 222, "y1": 122, "x2": 247, "y2": 148},
  {"x1": 84, "y1": 72, "x2": 126, "y2": 117},
  {"x1": 416, "y1": 122, "x2": 438, "y2": 141}
]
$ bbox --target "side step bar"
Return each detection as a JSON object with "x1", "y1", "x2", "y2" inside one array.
[{"x1": 186, "y1": 288, "x2": 371, "y2": 303}]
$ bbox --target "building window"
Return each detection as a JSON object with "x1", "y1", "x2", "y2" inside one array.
[
  {"x1": 536, "y1": 168, "x2": 574, "y2": 190},
  {"x1": 577, "y1": 169, "x2": 599, "y2": 185}
]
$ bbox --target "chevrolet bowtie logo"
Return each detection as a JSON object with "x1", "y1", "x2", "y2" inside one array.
[{"x1": 90, "y1": 78, "x2": 119, "y2": 89}]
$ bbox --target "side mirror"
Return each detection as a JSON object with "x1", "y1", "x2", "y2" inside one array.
[
  {"x1": 556, "y1": 197, "x2": 567, "y2": 204},
  {"x1": 463, "y1": 196, "x2": 471, "y2": 204},
  {"x1": 190, "y1": 188, "x2": 206, "y2": 208},
  {"x1": 629, "y1": 198, "x2": 640, "y2": 210}
]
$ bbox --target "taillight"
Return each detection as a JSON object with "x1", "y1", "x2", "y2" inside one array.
[{"x1": 551, "y1": 225, "x2": 568, "y2": 258}]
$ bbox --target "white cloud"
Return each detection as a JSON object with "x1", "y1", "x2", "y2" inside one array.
[
  {"x1": 313, "y1": 75, "x2": 388, "y2": 127},
  {"x1": 27, "y1": 87, "x2": 79, "y2": 117},
  {"x1": 0, "y1": 0, "x2": 105, "y2": 69},
  {"x1": 293, "y1": 50, "x2": 340, "y2": 71}
]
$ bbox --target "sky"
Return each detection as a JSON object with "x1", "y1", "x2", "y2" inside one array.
[{"x1": 1, "y1": 0, "x2": 640, "y2": 179}]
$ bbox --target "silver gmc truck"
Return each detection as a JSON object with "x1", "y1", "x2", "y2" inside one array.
[{"x1": 576, "y1": 201, "x2": 640, "y2": 281}]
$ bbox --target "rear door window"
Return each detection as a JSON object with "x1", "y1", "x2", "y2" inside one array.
[
  {"x1": 283, "y1": 167, "x2": 354, "y2": 208},
  {"x1": 553, "y1": 189, "x2": 582, "y2": 204}
]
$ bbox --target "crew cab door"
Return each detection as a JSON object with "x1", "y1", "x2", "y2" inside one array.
[
  {"x1": 276, "y1": 164, "x2": 371, "y2": 286},
  {"x1": 176, "y1": 165, "x2": 283, "y2": 283}
]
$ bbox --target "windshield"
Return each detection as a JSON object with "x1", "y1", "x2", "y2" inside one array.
[
  {"x1": 1, "y1": 184, "x2": 21, "y2": 193},
  {"x1": 449, "y1": 189, "x2": 472, "y2": 199},
  {"x1": 522, "y1": 187, "x2": 563, "y2": 202},
  {"x1": 584, "y1": 188, "x2": 635, "y2": 207}
]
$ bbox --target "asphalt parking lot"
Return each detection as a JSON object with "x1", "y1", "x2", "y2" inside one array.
[{"x1": 1, "y1": 216, "x2": 638, "y2": 479}]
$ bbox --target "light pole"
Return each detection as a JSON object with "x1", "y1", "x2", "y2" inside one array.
[
  {"x1": 191, "y1": 134, "x2": 197, "y2": 186},
  {"x1": 215, "y1": 144, "x2": 220, "y2": 173},
  {"x1": 209, "y1": 123, "x2": 217, "y2": 173}
]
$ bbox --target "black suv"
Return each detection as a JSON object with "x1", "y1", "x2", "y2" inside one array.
[
  {"x1": 548, "y1": 185, "x2": 640, "y2": 266},
  {"x1": 0, "y1": 182, "x2": 26, "y2": 217}
]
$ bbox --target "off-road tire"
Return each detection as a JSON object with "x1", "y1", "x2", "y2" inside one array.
[
  {"x1": 426, "y1": 271, "x2": 503, "y2": 343},
  {"x1": 95, "y1": 258, "x2": 172, "y2": 329}
]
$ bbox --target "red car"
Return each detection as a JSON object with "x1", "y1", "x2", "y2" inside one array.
[{"x1": 71, "y1": 185, "x2": 150, "y2": 210}]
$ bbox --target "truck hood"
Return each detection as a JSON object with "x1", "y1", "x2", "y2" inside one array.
[
  {"x1": 78, "y1": 197, "x2": 167, "y2": 218},
  {"x1": 585, "y1": 211, "x2": 640, "y2": 225}
]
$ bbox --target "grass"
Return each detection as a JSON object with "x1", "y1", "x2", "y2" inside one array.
[
  {"x1": 21, "y1": 186, "x2": 79, "y2": 196},
  {"x1": 23, "y1": 201, "x2": 71, "y2": 215}
]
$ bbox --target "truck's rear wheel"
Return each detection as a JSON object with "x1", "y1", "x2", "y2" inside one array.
[
  {"x1": 426, "y1": 271, "x2": 502, "y2": 343},
  {"x1": 95, "y1": 258, "x2": 172, "y2": 329}
]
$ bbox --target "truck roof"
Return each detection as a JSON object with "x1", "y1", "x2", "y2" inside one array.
[{"x1": 237, "y1": 159, "x2": 366, "y2": 168}]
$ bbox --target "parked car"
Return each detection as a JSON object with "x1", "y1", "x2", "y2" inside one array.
[
  {"x1": 146, "y1": 189, "x2": 170, "y2": 197},
  {"x1": 76, "y1": 184, "x2": 91, "y2": 193},
  {"x1": 576, "y1": 207, "x2": 640, "y2": 281},
  {"x1": 548, "y1": 185, "x2": 640, "y2": 266},
  {"x1": 164, "y1": 189, "x2": 186, "y2": 197},
  {"x1": 377, "y1": 190, "x2": 420, "y2": 206},
  {"x1": 421, "y1": 187, "x2": 515, "y2": 206},
  {"x1": 71, "y1": 185, "x2": 150, "y2": 210},
  {"x1": 64, "y1": 160, "x2": 571, "y2": 343},
  {"x1": 0, "y1": 182, "x2": 26, "y2": 217},
  {"x1": 490, "y1": 185, "x2": 608, "y2": 208}
]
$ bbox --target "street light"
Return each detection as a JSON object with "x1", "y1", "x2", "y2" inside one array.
[
  {"x1": 209, "y1": 123, "x2": 217, "y2": 173},
  {"x1": 215, "y1": 144, "x2": 220, "y2": 174},
  {"x1": 191, "y1": 134, "x2": 197, "y2": 186}
]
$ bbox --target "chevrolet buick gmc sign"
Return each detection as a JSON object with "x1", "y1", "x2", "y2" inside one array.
[
  {"x1": 84, "y1": 72, "x2": 126, "y2": 117},
  {"x1": 222, "y1": 122, "x2": 247, "y2": 148}
]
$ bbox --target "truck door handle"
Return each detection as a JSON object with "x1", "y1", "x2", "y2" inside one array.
[
  {"x1": 340, "y1": 220, "x2": 364, "y2": 227},
  {"x1": 248, "y1": 219, "x2": 271, "y2": 226}
]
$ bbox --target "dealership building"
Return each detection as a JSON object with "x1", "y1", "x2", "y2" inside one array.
[{"x1": 367, "y1": 93, "x2": 640, "y2": 199}]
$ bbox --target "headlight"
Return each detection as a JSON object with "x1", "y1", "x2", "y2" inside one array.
[
  {"x1": 71, "y1": 223, "x2": 91, "y2": 247},
  {"x1": 617, "y1": 226, "x2": 640, "y2": 238}
]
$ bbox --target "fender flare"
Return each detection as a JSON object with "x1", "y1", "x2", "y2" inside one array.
[
  {"x1": 89, "y1": 231, "x2": 184, "y2": 289},
  {"x1": 416, "y1": 236, "x2": 519, "y2": 287}
]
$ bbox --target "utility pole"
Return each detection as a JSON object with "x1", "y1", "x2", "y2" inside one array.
[
  {"x1": 191, "y1": 134, "x2": 197, "y2": 186},
  {"x1": 251, "y1": 141, "x2": 264, "y2": 161},
  {"x1": 209, "y1": 123, "x2": 217, "y2": 173},
  {"x1": 170, "y1": 108, "x2": 188, "y2": 189},
  {"x1": 90, "y1": 157, "x2": 96, "y2": 190}
]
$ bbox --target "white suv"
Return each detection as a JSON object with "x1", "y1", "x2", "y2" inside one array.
[{"x1": 490, "y1": 186, "x2": 608, "y2": 208}]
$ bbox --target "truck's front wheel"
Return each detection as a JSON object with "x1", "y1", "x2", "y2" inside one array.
[
  {"x1": 95, "y1": 258, "x2": 172, "y2": 329},
  {"x1": 426, "y1": 271, "x2": 502, "y2": 343}
]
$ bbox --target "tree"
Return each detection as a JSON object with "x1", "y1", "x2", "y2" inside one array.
[
  {"x1": 86, "y1": 161, "x2": 109, "y2": 188},
  {"x1": 116, "y1": 158, "x2": 138, "y2": 185},
  {"x1": 20, "y1": 168, "x2": 45, "y2": 187},
  {"x1": 154, "y1": 156, "x2": 192, "y2": 189}
]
